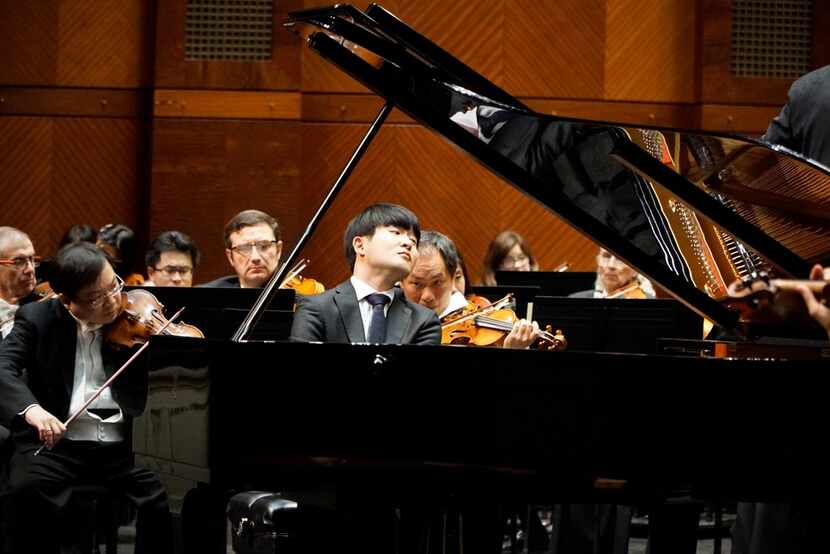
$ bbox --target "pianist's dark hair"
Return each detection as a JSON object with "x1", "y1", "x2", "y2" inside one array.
[
  {"x1": 343, "y1": 203, "x2": 421, "y2": 270},
  {"x1": 145, "y1": 230, "x2": 201, "y2": 268},
  {"x1": 418, "y1": 230, "x2": 459, "y2": 277},
  {"x1": 49, "y1": 242, "x2": 107, "y2": 300}
]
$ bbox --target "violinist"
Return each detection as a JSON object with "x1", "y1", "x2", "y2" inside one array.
[
  {"x1": 144, "y1": 230, "x2": 200, "y2": 287},
  {"x1": 202, "y1": 209, "x2": 282, "y2": 288},
  {"x1": 570, "y1": 247, "x2": 655, "y2": 299},
  {"x1": 0, "y1": 242, "x2": 172, "y2": 554},
  {"x1": 290, "y1": 203, "x2": 440, "y2": 345},
  {"x1": 97, "y1": 223, "x2": 145, "y2": 285},
  {"x1": 401, "y1": 230, "x2": 541, "y2": 349},
  {"x1": 0, "y1": 227, "x2": 39, "y2": 339}
]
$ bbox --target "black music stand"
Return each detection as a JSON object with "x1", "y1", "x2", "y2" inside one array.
[
  {"x1": 467, "y1": 285, "x2": 540, "y2": 319},
  {"x1": 531, "y1": 296, "x2": 702, "y2": 354},
  {"x1": 495, "y1": 271, "x2": 596, "y2": 297},
  {"x1": 125, "y1": 286, "x2": 296, "y2": 340}
]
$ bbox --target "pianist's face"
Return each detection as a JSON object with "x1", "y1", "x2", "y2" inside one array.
[
  {"x1": 225, "y1": 223, "x2": 282, "y2": 288},
  {"x1": 402, "y1": 248, "x2": 454, "y2": 316},
  {"x1": 356, "y1": 225, "x2": 418, "y2": 281}
]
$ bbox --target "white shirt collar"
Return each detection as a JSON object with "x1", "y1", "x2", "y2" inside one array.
[{"x1": 350, "y1": 276, "x2": 395, "y2": 303}]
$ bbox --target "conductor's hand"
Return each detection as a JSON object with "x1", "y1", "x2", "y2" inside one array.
[
  {"x1": 503, "y1": 319, "x2": 540, "y2": 349},
  {"x1": 24, "y1": 405, "x2": 66, "y2": 450},
  {"x1": 796, "y1": 264, "x2": 830, "y2": 340}
]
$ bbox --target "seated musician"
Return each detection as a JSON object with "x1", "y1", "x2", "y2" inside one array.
[
  {"x1": 0, "y1": 242, "x2": 172, "y2": 554},
  {"x1": 201, "y1": 209, "x2": 282, "y2": 288},
  {"x1": 290, "y1": 203, "x2": 440, "y2": 345},
  {"x1": 0, "y1": 227, "x2": 39, "y2": 339},
  {"x1": 481, "y1": 230, "x2": 539, "y2": 286},
  {"x1": 144, "y1": 230, "x2": 200, "y2": 287},
  {"x1": 97, "y1": 223, "x2": 144, "y2": 285},
  {"x1": 401, "y1": 230, "x2": 540, "y2": 349},
  {"x1": 571, "y1": 247, "x2": 655, "y2": 299}
]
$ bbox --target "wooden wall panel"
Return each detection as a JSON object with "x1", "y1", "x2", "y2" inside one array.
[
  {"x1": 0, "y1": 116, "x2": 147, "y2": 259},
  {"x1": 505, "y1": 0, "x2": 605, "y2": 98},
  {"x1": 605, "y1": 0, "x2": 698, "y2": 102},
  {"x1": 150, "y1": 119, "x2": 302, "y2": 282},
  {"x1": 155, "y1": 0, "x2": 301, "y2": 90},
  {"x1": 57, "y1": 0, "x2": 155, "y2": 87},
  {"x1": 0, "y1": 2, "x2": 58, "y2": 86}
]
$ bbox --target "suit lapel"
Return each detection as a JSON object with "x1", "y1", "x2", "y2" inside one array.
[
  {"x1": 334, "y1": 281, "x2": 366, "y2": 343},
  {"x1": 53, "y1": 302, "x2": 78, "y2": 396},
  {"x1": 386, "y1": 289, "x2": 413, "y2": 345}
]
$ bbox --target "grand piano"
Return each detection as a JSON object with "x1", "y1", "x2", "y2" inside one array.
[{"x1": 134, "y1": 4, "x2": 830, "y2": 553}]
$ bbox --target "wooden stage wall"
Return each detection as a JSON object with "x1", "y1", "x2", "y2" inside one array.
[{"x1": 2, "y1": 0, "x2": 828, "y2": 287}]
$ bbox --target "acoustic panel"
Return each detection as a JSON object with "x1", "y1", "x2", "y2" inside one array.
[{"x1": 186, "y1": 0, "x2": 273, "y2": 61}]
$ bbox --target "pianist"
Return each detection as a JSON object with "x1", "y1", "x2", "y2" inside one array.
[
  {"x1": 201, "y1": 209, "x2": 282, "y2": 288},
  {"x1": 0, "y1": 242, "x2": 171, "y2": 554},
  {"x1": 401, "y1": 230, "x2": 540, "y2": 348},
  {"x1": 290, "y1": 203, "x2": 440, "y2": 345}
]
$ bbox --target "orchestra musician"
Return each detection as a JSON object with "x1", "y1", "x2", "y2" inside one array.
[
  {"x1": 570, "y1": 247, "x2": 655, "y2": 299},
  {"x1": 97, "y1": 223, "x2": 144, "y2": 285},
  {"x1": 481, "y1": 230, "x2": 539, "y2": 286},
  {"x1": 0, "y1": 242, "x2": 171, "y2": 554},
  {"x1": 144, "y1": 230, "x2": 200, "y2": 287},
  {"x1": 201, "y1": 209, "x2": 282, "y2": 288},
  {"x1": 0, "y1": 227, "x2": 40, "y2": 339},
  {"x1": 401, "y1": 230, "x2": 541, "y2": 349},
  {"x1": 290, "y1": 203, "x2": 440, "y2": 345}
]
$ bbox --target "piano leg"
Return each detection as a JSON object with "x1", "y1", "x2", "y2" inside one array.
[{"x1": 181, "y1": 483, "x2": 228, "y2": 554}]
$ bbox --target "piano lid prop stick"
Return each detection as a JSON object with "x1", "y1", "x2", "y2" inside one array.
[{"x1": 34, "y1": 307, "x2": 185, "y2": 456}]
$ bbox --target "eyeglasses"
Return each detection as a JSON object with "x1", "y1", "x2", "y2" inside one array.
[
  {"x1": 81, "y1": 274, "x2": 124, "y2": 309},
  {"x1": 230, "y1": 240, "x2": 278, "y2": 257},
  {"x1": 153, "y1": 265, "x2": 193, "y2": 276},
  {"x1": 0, "y1": 256, "x2": 41, "y2": 270}
]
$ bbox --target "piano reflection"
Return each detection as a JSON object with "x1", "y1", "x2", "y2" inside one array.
[{"x1": 134, "y1": 4, "x2": 830, "y2": 553}]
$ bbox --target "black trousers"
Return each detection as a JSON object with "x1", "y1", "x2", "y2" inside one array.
[{"x1": 5, "y1": 438, "x2": 171, "y2": 554}]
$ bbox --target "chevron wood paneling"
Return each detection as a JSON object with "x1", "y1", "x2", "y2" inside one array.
[
  {"x1": 505, "y1": 0, "x2": 605, "y2": 98},
  {"x1": 57, "y1": 0, "x2": 154, "y2": 86},
  {"x1": 0, "y1": 117, "x2": 52, "y2": 253},
  {"x1": 0, "y1": 2, "x2": 58, "y2": 85},
  {"x1": 0, "y1": 117, "x2": 147, "y2": 260},
  {"x1": 605, "y1": 0, "x2": 697, "y2": 102},
  {"x1": 150, "y1": 119, "x2": 302, "y2": 283}
]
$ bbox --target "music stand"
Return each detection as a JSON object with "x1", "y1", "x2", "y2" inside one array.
[{"x1": 495, "y1": 271, "x2": 596, "y2": 297}]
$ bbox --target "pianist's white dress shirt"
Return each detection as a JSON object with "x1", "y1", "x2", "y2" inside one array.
[{"x1": 350, "y1": 276, "x2": 395, "y2": 342}]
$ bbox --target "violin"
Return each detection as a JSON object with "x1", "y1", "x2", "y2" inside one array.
[
  {"x1": 441, "y1": 294, "x2": 567, "y2": 351},
  {"x1": 35, "y1": 281, "x2": 57, "y2": 302},
  {"x1": 278, "y1": 258, "x2": 325, "y2": 296},
  {"x1": 605, "y1": 281, "x2": 648, "y2": 299},
  {"x1": 721, "y1": 273, "x2": 830, "y2": 326},
  {"x1": 104, "y1": 288, "x2": 204, "y2": 349}
]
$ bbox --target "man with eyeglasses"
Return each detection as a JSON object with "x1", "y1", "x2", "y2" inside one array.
[
  {"x1": 0, "y1": 227, "x2": 40, "y2": 340},
  {"x1": 145, "y1": 230, "x2": 200, "y2": 287},
  {"x1": 202, "y1": 209, "x2": 283, "y2": 288},
  {"x1": 0, "y1": 242, "x2": 172, "y2": 553}
]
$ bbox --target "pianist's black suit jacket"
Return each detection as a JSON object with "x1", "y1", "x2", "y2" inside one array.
[
  {"x1": 290, "y1": 279, "x2": 441, "y2": 345},
  {"x1": 0, "y1": 299, "x2": 145, "y2": 445}
]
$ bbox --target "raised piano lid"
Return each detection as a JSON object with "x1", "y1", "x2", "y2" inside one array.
[{"x1": 284, "y1": 4, "x2": 830, "y2": 332}]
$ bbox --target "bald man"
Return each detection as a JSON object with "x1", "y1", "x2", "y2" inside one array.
[{"x1": 0, "y1": 227, "x2": 39, "y2": 339}]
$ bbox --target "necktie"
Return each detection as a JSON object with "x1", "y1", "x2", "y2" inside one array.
[{"x1": 365, "y1": 293, "x2": 390, "y2": 343}]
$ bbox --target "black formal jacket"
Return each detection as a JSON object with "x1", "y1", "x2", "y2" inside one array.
[
  {"x1": 764, "y1": 65, "x2": 830, "y2": 167},
  {"x1": 0, "y1": 299, "x2": 146, "y2": 443},
  {"x1": 290, "y1": 280, "x2": 441, "y2": 345}
]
